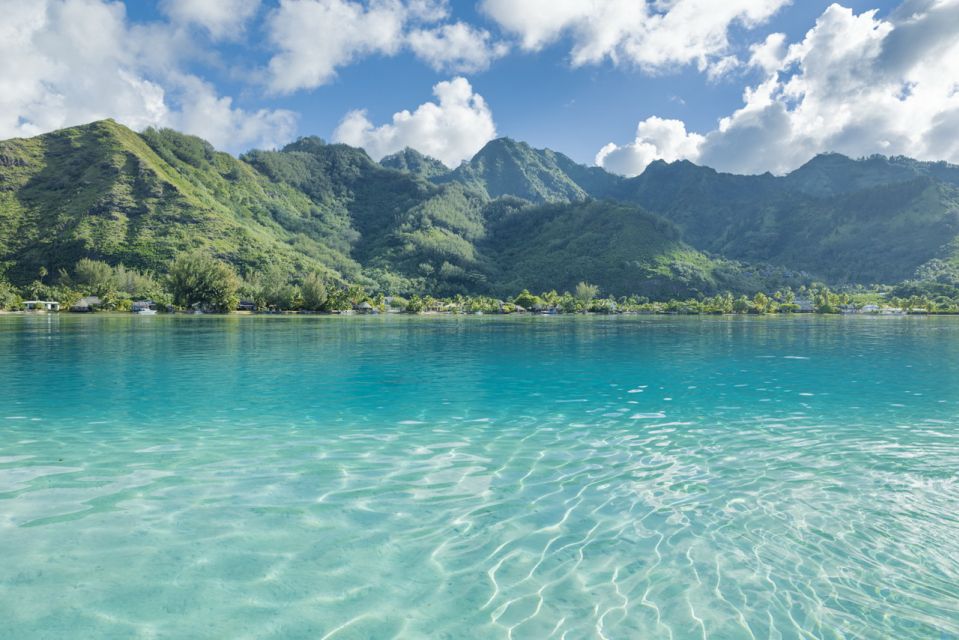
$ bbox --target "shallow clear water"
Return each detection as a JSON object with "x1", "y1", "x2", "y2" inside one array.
[{"x1": 1, "y1": 314, "x2": 958, "y2": 639}]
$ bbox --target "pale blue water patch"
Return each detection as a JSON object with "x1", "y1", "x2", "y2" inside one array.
[{"x1": 1, "y1": 314, "x2": 958, "y2": 639}]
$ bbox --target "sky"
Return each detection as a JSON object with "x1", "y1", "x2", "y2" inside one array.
[{"x1": 2, "y1": 0, "x2": 958, "y2": 175}]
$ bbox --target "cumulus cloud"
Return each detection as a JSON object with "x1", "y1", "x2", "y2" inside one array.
[
  {"x1": 595, "y1": 117, "x2": 704, "y2": 176},
  {"x1": 265, "y1": 0, "x2": 507, "y2": 92},
  {"x1": 265, "y1": 0, "x2": 409, "y2": 94},
  {"x1": 168, "y1": 75, "x2": 298, "y2": 151},
  {"x1": 408, "y1": 22, "x2": 508, "y2": 73},
  {"x1": 0, "y1": 0, "x2": 295, "y2": 152},
  {"x1": 159, "y1": 0, "x2": 261, "y2": 40},
  {"x1": 480, "y1": 0, "x2": 789, "y2": 76},
  {"x1": 332, "y1": 77, "x2": 495, "y2": 167},
  {"x1": 598, "y1": 1, "x2": 959, "y2": 175}
]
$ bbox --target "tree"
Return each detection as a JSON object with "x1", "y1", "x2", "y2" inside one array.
[
  {"x1": 301, "y1": 272, "x2": 328, "y2": 311},
  {"x1": 345, "y1": 284, "x2": 367, "y2": 307},
  {"x1": 73, "y1": 258, "x2": 116, "y2": 296},
  {"x1": 513, "y1": 289, "x2": 542, "y2": 310},
  {"x1": 752, "y1": 292, "x2": 771, "y2": 314},
  {"x1": 733, "y1": 296, "x2": 753, "y2": 314},
  {"x1": 0, "y1": 278, "x2": 21, "y2": 310},
  {"x1": 574, "y1": 281, "x2": 599, "y2": 304},
  {"x1": 261, "y1": 264, "x2": 299, "y2": 310},
  {"x1": 166, "y1": 250, "x2": 239, "y2": 312},
  {"x1": 559, "y1": 292, "x2": 580, "y2": 313},
  {"x1": 405, "y1": 294, "x2": 425, "y2": 314}
]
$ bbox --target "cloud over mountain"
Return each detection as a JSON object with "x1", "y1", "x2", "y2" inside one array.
[
  {"x1": 598, "y1": 1, "x2": 959, "y2": 175},
  {"x1": 332, "y1": 77, "x2": 495, "y2": 167},
  {"x1": 0, "y1": 0, "x2": 295, "y2": 152}
]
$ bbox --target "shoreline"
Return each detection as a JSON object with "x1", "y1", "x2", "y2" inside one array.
[{"x1": 2, "y1": 310, "x2": 957, "y2": 318}]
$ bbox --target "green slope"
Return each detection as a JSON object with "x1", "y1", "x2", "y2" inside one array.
[
  {"x1": 379, "y1": 148, "x2": 450, "y2": 179},
  {"x1": 434, "y1": 138, "x2": 621, "y2": 204},
  {"x1": 0, "y1": 120, "x2": 353, "y2": 284},
  {"x1": 7, "y1": 119, "x2": 956, "y2": 300},
  {"x1": 610, "y1": 158, "x2": 959, "y2": 283},
  {"x1": 482, "y1": 199, "x2": 802, "y2": 298}
]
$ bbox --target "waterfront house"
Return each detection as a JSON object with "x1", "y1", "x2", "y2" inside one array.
[
  {"x1": 133, "y1": 300, "x2": 157, "y2": 312},
  {"x1": 70, "y1": 296, "x2": 102, "y2": 312},
  {"x1": 862, "y1": 304, "x2": 881, "y2": 313},
  {"x1": 354, "y1": 301, "x2": 375, "y2": 314},
  {"x1": 236, "y1": 300, "x2": 256, "y2": 312},
  {"x1": 794, "y1": 298, "x2": 814, "y2": 313},
  {"x1": 23, "y1": 300, "x2": 60, "y2": 312}
]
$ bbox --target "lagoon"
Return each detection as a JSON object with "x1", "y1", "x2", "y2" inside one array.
[{"x1": 1, "y1": 314, "x2": 958, "y2": 638}]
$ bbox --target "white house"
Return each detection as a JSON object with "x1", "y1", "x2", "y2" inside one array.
[{"x1": 23, "y1": 300, "x2": 60, "y2": 312}]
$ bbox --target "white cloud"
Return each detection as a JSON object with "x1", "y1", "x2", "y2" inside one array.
[
  {"x1": 480, "y1": 0, "x2": 789, "y2": 75},
  {"x1": 408, "y1": 22, "x2": 508, "y2": 73},
  {"x1": 598, "y1": 1, "x2": 959, "y2": 175},
  {"x1": 332, "y1": 77, "x2": 495, "y2": 167},
  {"x1": 159, "y1": 0, "x2": 261, "y2": 40},
  {"x1": 596, "y1": 117, "x2": 704, "y2": 176},
  {"x1": 264, "y1": 0, "x2": 506, "y2": 92},
  {"x1": 748, "y1": 32, "x2": 787, "y2": 74},
  {"x1": 0, "y1": 0, "x2": 295, "y2": 152},
  {"x1": 168, "y1": 75, "x2": 298, "y2": 151},
  {"x1": 265, "y1": 0, "x2": 410, "y2": 94}
]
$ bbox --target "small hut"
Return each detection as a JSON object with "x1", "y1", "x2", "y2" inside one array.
[{"x1": 70, "y1": 296, "x2": 102, "y2": 312}]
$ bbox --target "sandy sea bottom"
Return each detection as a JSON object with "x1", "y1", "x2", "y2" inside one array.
[{"x1": 0, "y1": 314, "x2": 957, "y2": 639}]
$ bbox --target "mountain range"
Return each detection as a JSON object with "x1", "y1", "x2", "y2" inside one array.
[{"x1": 1, "y1": 119, "x2": 957, "y2": 298}]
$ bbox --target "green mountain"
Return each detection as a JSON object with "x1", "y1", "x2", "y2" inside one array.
[
  {"x1": 3, "y1": 119, "x2": 956, "y2": 300},
  {"x1": 433, "y1": 138, "x2": 621, "y2": 203},
  {"x1": 0, "y1": 120, "x2": 361, "y2": 284},
  {"x1": 0, "y1": 121, "x2": 740, "y2": 299},
  {"x1": 782, "y1": 153, "x2": 959, "y2": 197},
  {"x1": 607, "y1": 157, "x2": 959, "y2": 284},
  {"x1": 421, "y1": 143, "x2": 959, "y2": 285},
  {"x1": 379, "y1": 148, "x2": 449, "y2": 179},
  {"x1": 481, "y1": 199, "x2": 797, "y2": 298}
]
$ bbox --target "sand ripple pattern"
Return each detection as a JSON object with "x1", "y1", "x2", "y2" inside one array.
[{"x1": 1, "y1": 315, "x2": 958, "y2": 638}]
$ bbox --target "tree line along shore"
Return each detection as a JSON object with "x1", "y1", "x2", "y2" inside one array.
[{"x1": 2, "y1": 252, "x2": 957, "y2": 316}]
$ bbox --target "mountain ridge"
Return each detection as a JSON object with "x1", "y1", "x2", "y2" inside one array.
[{"x1": 1, "y1": 120, "x2": 957, "y2": 300}]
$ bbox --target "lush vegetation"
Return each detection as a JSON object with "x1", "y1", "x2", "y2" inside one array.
[
  {"x1": 3, "y1": 252, "x2": 958, "y2": 316},
  {"x1": 434, "y1": 138, "x2": 619, "y2": 203},
  {"x1": 2, "y1": 120, "x2": 959, "y2": 313},
  {"x1": 425, "y1": 140, "x2": 959, "y2": 286},
  {"x1": 379, "y1": 148, "x2": 450, "y2": 179}
]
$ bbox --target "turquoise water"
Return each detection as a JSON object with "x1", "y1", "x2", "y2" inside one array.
[{"x1": 1, "y1": 315, "x2": 958, "y2": 639}]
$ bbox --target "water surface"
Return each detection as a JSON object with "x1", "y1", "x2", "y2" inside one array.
[{"x1": 1, "y1": 315, "x2": 958, "y2": 639}]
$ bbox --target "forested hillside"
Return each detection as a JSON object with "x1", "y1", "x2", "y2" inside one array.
[
  {"x1": 2, "y1": 119, "x2": 957, "y2": 303},
  {"x1": 0, "y1": 121, "x2": 741, "y2": 299}
]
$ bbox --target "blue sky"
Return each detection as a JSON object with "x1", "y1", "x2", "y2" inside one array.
[{"x1": 3, "y1": 0, "x2": 956, "y2": 175}]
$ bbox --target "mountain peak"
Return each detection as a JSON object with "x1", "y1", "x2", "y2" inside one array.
[
  {"x1": 783, "y1": 151, "x2": 950, "y2": 196},
  {"x1": 379, "y1": 147, "x2": 449, "y2": 178},
  {"x1": 437, "y1": 138, "x2": 589, "y2": 203},
  {"x1": 281, "y1": 136, "x2": 328, "y2": 154}
]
